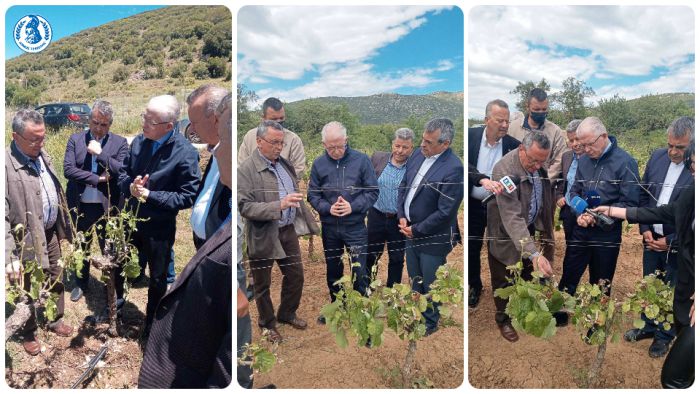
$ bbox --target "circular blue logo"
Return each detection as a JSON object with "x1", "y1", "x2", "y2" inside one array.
[{"x1": 14, "y1": 15, "x2": 52, "y2": 53}]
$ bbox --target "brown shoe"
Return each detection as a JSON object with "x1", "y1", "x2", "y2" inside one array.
[
  {"x1": 278, "y1": 316, "x2": 308, "y2": 330},
  {"x1": 498, "y1": 322, "x2": 519, "y2": 342},
  {"x1": 48, "y1": 321, "x2": 74, "y2": 337},
  {"x1": 22, "y1": 335, "x2": 41, "y2": 356},
  {"x1": 265, "y1": 327, "x2": 283, "y2": 343}
]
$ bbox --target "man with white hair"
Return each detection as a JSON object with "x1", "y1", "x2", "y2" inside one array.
[
  {"x1": 308, "y1": 121, "x2": 378, "y2": 324},
  {"x1": 118, "y1": 95, "x2": 201, "y2": 339}
]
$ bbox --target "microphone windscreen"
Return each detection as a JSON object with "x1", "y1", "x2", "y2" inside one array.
[
  {"x1": 584, "y1": 190, "x2": 602, "y2": 208},
  {"x1": 570, "y1": 195, "x2": 588, "y2": 216}
]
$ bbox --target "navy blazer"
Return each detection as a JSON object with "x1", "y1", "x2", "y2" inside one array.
[
  {"x1": 638, "y1": 148, "x2": 693, "y2": 245},
  {"x1": 193, "y1": 157, "x2": 232, "y2": 247},
  {"x1": 118, "y1": 132, "x2": 201, "y2": 221},
  {"x1": 64, "y1": 130, "x2": 129, "y2": 211},
  {"x1": 397, "y1": 148, "x2": 464, "y2": 255},
  {"x1": 467, "y1": 126, "x2": 520, "y2": 195},
  {"x1": 138, "y1": 220, "x2": 232, "y2": 388}
]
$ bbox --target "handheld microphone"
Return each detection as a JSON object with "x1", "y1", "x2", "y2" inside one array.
[
  {"x1": 481, "y1": 176, "x2": 520, "y2": 205},
  {"x1": 570, "y1": 195, "x2": 615, "y2": 231}
]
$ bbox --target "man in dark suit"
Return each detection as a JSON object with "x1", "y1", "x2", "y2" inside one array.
[
  {"x1": 398, "y1": 118, "x2": 464, "y2": 336},
  {"x1": 118, "y1": 95, "x2": 201, "y2": 338},
  {"x1": 186, "y1": 84, "x2": 232, "y2": 249},
  {"x1": 621, "y1": 116, "x2": 694, "y2": 358},
  {"x1": 467, "y1": 99, "x2": 520, "y2": 307},
  {"x1": 367, "y1": 127, "x2": 414, "y2": 287},
  {"x1": 138, "y1": 93, "x2": 232, "y2": 389},
  {"x1": 554, "y1": 119, "x2": 584, "y2": 241},
  {"x1": 63, "y1": 100, "x2": 129, "y2": 303}
]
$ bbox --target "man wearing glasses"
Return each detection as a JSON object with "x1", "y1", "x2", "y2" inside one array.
[
  {"x1": 308, "y1": 121, "x2": 378, "y2": 324},
  {"x1": 238, "y1": 120, "x2": 318, "y2": 343},
  {"x1": 63, "y1": 100, "x2": 129, "y2": 304},
  {"x1": 485, "y1": 131, "x2": 555, "y2": 342},
  {"x1": 6, "y1": 109, "x2": 74, "y2": 355},
  {"x1": 557, "y1": 117, "x2": 640, "y2": 318},
  {"x1": 619, "y1": 116, "x2": 693, "y2": 358},
  {"x1": 118, "y1": 95, "x2": 201, "y2": 341}
]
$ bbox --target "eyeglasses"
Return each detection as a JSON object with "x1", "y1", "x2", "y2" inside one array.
[
  {"x1": 15, "y1": 132, "x2": 44, "y2": 147},
  {"x1": 580, "y1": 134, "x2": 603, "y2": 148},
  {"x1": 141, "y1": 113, "x2": 171, "y2": 127},
  {"x1": 324, "y1": 144, "x2": 346, "y2": 152},
  {"x1": 260, "y1": 137, "x2": 286, "y2": 148},
  {"x1": 668, "y1": 143, "x2": 688, "y2": 151},
  {"x1": 523, "y1": 149, "x2": 546, "y2": 166}
]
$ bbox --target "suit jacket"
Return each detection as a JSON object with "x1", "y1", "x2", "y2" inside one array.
[
  {"x1": 193, "y1": 156, "x2": 232, "y2": 248},
  {"x1": 554, "y1": 150, "x2": 575, "y2": 221},
  {"x1": 238, "y1": 153, "x2": 319, "y2": 260},
  {"x1": 64, "y1": 130, "x2": 129, "y2": 211},
  {"x1": 138, "y1": 220, "x2": 232, "y2": 388},
  {"x1": 486, "y1": 149, "x2": 555, "y2": 266},
  {"x1": 370, "y1": 151, "x2": 392, "y2": 177},
  {"x1": 627, "y1": 188, "x2": 694, "y2": 327},
  {"x1": 467, "y1": 126, "x2": 520, "y2": 195},
  {"x1": 638, "y1": 148, "x2": 693, "y2": 246},
  {"x1": 397, "y1": 148, "x2": 464, "y2": 256},
  {"x1": 5, "y1": 143, "x2": 72, "y2": 269}
]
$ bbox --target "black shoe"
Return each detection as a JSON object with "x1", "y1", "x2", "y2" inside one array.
[
  {"x1": 70, "y1": 287, "x2": 84, "y2": 302},
  {"x1": 468, "y1": 286, "x2": 482, "y2": 308},
  {"x1": 317, "y1": 315, "x2": 326, "y2": 325},
  {"x1": 425, "y1": 326, "x2": 438, "y2": 337},
  {"x1": 649, "y1": 338, "x2": 671, "y2": 358},
  {"x1": 260, "y1": 384, "x2": 277, "y2": 389},
  {"x1": 364, "y1": 338, "x2": 372, "y2": 348},
  {"x1": 553, "y1": 311, "x2": 569, "y2": 327},
  {"x1": 624, "y1": 328, "x2": 655, "y2": 342}
]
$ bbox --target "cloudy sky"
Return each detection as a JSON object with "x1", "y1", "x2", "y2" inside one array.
[
  {"x1": 468, "y1": 5, "x2": 694, "y2": 119},
  {"x1": 237, "y1": 5, "x2": 463, "y2": 106}
]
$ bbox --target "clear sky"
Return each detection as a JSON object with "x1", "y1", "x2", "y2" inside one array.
[
  {"x1": 237, "y1": 5, "x2": 464, "y2": 105},
  {"x1": 468, "y1": 5, "x2": 694, "y2": 118},
  {"x1": 5, "y1": 5, "x2": 165, "y2": 60}
]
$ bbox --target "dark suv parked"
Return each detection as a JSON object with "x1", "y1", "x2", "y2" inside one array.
[{"x1": 35, "y1": 102, "x2": 90, "y2": 132}]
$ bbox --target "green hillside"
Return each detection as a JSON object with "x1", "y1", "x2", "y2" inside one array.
[{"x1": 5, "y1": 5, "x2": 232, "y2": 108}]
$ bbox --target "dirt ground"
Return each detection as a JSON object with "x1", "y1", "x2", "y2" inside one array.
[
  {"x1": 247, "y1": 218, "x2": 465, "y2": 389},
  {"x1": 467, "y1": 223, "x2": 666, "y2": 389}
]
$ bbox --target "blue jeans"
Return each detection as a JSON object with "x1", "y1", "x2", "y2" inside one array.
[
  {"x1": 139, "y1": 249, "x2": 176, "y2": 284},
  {"x1": 237, "y1": 313, "x2": 253, "y2": 389},
  {"x1": 405, "y1": 239, "x2": 447, "y2": 331},
  {"x1": 641, "y1": 248, "x2": 678, "y2": 341},
  {"x1": 321, "y1": 222, "x2": 369, "y2": 301}
]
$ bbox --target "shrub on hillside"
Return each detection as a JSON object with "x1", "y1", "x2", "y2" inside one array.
[
  {"x1": 206, "y1": 57, "x2": 227, "y2": 78},
  {"x1": 192, "y1": 63, "x2": 209, "y2": 80},
  {"x1": 113, "y1": 66, "x2": 130, "y2": 82}
]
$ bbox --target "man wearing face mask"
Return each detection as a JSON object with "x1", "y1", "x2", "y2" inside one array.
[
  {"x1": 238, "y1": 97, "x2": 307, "y2": 178},
  {"x1": 508, "y1": 88, "x2": 567, "y2": 182}
]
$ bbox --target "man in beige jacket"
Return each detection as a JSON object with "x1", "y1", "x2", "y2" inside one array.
[
  {"x1": 486, "y1": 131, "x2": 555, "y2": 343},
  {"x1": 238, "y1": 120, "x2": 319, "y2": 343},
  {"x1": 5, "y1": 109, "x2": 74, "y2": 355},
  {"x1": 238, "y1": 97, "x2": 306, "y2": 178},
  {"x1": 508, "y1": 88, "x2": 566, "y2": 182}
]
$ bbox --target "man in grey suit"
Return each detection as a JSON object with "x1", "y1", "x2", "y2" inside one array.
[
  {"x1": 486, "y1": 131, "x2": 555, "y2": 342},
  {"x1": 367, "y1": 128, "x2": 414, "y2": 287}
]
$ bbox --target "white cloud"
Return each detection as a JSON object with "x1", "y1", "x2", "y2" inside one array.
[
  {"x1": 238, "y1": 5, "x2": 451, "y2": 82},
  {"x1": 467, "y1": 5, "x2": 694, "y2": 118}
]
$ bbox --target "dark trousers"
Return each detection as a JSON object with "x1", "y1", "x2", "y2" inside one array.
[
  {"x1": 488, "y1": 250, "x2": 534, "y2": 325},
  {"x1": 321, "y1": 222, "x2": 369, "y2": 301},
  {"x1": 72, "y1": 202, "x2": 107, "y2": 290},
  {"x1": 130, "y1": 218, "x2": 176, "y2": 329},
  {"x1": 249, "y1": 225, "x2": 304, "y2": 329},
  {"x1": 559, "y1": 225, "x2": 621, "y2": 296},
  {"x1": 661, "y1": 324, "x2": 694, "y2": 388},
  {"x1": 467, "y1": 198, "x2": 486, "y2": 290},
  {"x1": 366, "y1": 207, "x2": 405, "y2": 287},
  {"x1": 560, "y1": 205, "x2": 576, "y2": 242},
  {"x1": 236, "y1": 313, "x2": 253, "y2": 389},
  {"x1": 405, "y1": 240, "x2": 447, "y2": 330},
  {"x1": 22, "y1": 228, "x2": 65, "y2": 334},
  {"x1": 640, "y1": 248, "x2": 679, "y2": 341},
  {"x1": 138, "y1": 248, "x2": 176, "y2": 284}
]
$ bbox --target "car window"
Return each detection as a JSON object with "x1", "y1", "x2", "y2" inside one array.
[
  {"x1": 35, "y1": 106, "x2": 46, "y2": 115},
  {"x1": 70, "y1": 104, "x2": 90, "y2": 114}
]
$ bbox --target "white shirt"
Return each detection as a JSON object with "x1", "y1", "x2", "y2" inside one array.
[
  {"x1": 190, "y1": 157, "x2": 220, "y2": 239},
  {"x1": 404, "y1": 151, "x2": 443, "y2": 222},
  {"x1": 653, "y1": 161, "x2": 684, "y2": 234},
  {"x1": 470, "y1": 130, "x2": 503, "y2": 200},
  {"x1": 81, "y1": 133, "x2": 106, "y2": 204}
]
